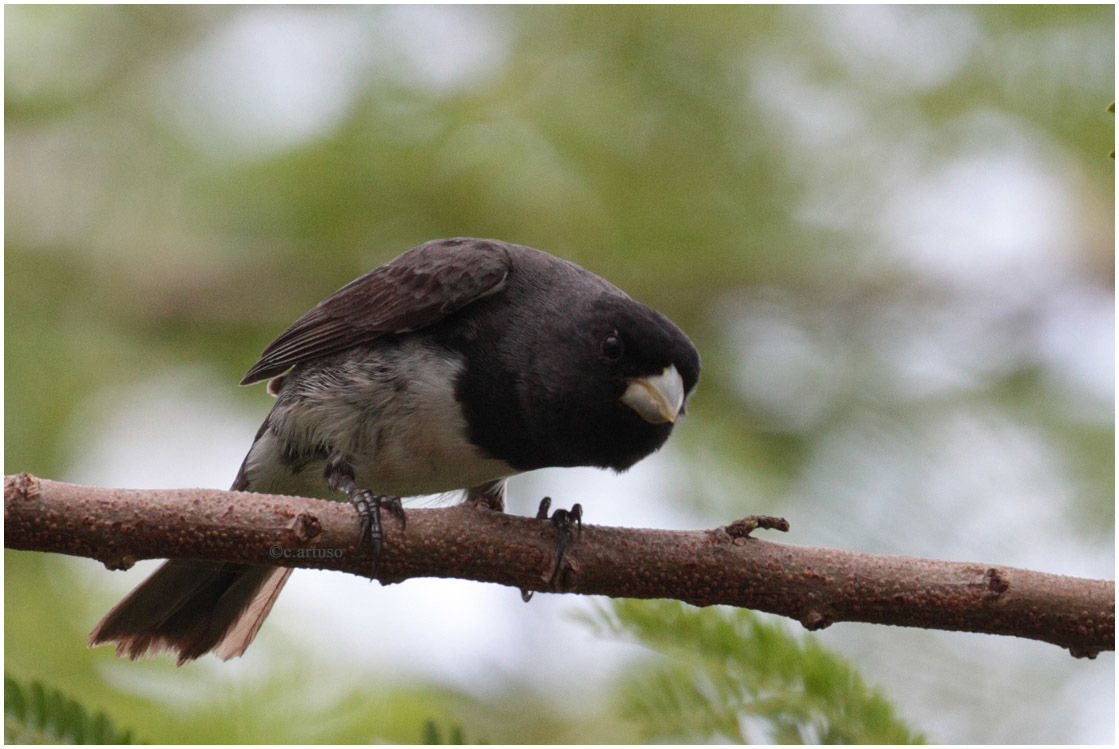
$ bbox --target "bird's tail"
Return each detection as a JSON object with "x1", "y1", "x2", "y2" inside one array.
[
  {"x1": 89, "y1": 462, "x2": 292, "y2": 665},
  {"x1": 88, "y1": 559, "x2": 291, "y2": 665}
]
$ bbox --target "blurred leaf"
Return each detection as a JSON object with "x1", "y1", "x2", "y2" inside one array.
[
  {"x1": 582, "y1": 599, "x2": 926, "y2": 744},
  {"x1": 4, "y1": 673, "x2": 138, "y2": 744},
  {"x1": 421, "y1": 719, "x2": 482, "y2": 744}
]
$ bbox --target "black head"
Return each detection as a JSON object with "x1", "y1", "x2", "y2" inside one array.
[{"x1": 505, "y1": 292, "x2": 701, "y2": 472}]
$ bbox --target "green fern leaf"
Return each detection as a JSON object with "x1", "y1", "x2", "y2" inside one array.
[
  {"x1": 581, "y1": 599, "x2": 926, "y2": 744},
  {"x1": 5, "y1": 674, "x2": 137, "y2": 744}
]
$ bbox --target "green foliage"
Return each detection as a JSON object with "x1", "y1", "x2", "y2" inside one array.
[
  {"x1": 4, "y1": 673, "x2": 138, "y2": 744},
  {"x1": 421, "y1": 719, "x2": 487, "y2": 744},
  {"x1": 583, "y1": 599, "x2": 926, "y2": 744}
]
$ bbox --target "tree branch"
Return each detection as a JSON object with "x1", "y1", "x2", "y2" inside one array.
[{"x1": 5, "y1": 473, "x2": 1113, "y2": 658}]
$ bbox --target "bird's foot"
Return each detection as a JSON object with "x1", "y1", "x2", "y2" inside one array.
[
  {"x1": 326, "y1": 456, "x2": 405, "y2": 561},
  {"x1": 349, "y1": 491, "x2": 405, "y2": 554},
  {"x1": 521, "y1": 497, "x2": 583, "y2": 602}
]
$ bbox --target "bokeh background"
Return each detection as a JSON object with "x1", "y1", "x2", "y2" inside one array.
[{"x1": 5, "y1": 5, "x2": 1114, "y2": 744}]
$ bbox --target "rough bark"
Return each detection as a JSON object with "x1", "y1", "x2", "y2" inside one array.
[{"x1": 5, "y1": 473, "x2": 1113, "y2": 658}]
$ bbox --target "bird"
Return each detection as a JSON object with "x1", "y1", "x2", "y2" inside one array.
[{"x1": 89, "y1": 237, "x2": 701, "y2": 664}]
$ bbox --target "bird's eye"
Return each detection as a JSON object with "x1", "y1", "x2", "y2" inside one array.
[{"x1": 601, "y1": 333, "x2": 624, "y2": 362}]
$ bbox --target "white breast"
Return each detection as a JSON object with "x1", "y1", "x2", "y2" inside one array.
[{"x1": 241, "y1": 341, "x2": 517, "y2": 499}]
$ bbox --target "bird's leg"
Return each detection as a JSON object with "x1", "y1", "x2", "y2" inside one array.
[
  {"x1": 324, "y1": 455, "x2": 405, "y2": 557},
  {"x1": 521, "y1": 497, "x2": 584, "y2": 602}
]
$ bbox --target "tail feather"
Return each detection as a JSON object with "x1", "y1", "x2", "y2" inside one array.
[
  {"x1": 213, "y1": 564, "x2": 292, "y2": 661},
  {"x1": 90, "y1": 444, "x2": 295, "y2": 664},
  {"x1": 89, "y1": 560, "x2": 292, "y2": 665}
]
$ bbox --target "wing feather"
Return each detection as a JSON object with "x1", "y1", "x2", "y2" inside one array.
[{"x1": 240, "y1": 238, "x2": 513, "y2": 385}]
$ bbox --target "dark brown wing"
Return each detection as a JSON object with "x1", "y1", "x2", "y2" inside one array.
[{"x1": 240, "y1": 238, "x2": 513, "y2": 385}]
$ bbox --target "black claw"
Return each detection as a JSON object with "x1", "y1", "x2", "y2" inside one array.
[
  {"x1": 361, "y1": 492, "x2": 401, "y2": 560},
  {"x1": 352, "y1": 492, "x2": 376, "y2": 548},
  {"x1": 522, "y1": 498, "x2": 584, "y2": 602},
  {"x1": 351, "y1": 490, "x2": 393, "y2": 556},
  {"x1": 551, "y1": 503, "x2": 582, "y2": 533},
  {"x1": 547, "y1": 503, "x2": 582, "y2": 588},
  {"x1": 324, "y1": 457, "x2": 404, "y2": 563}
]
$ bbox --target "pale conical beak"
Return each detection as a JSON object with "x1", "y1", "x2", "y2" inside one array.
[{"x1": 621, "y1": 364, "x2": 686, "y2": 424}]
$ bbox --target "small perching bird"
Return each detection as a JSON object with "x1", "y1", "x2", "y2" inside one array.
[{"x1": 90, "y1": 238, "x2": 701, "y2": 664}]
